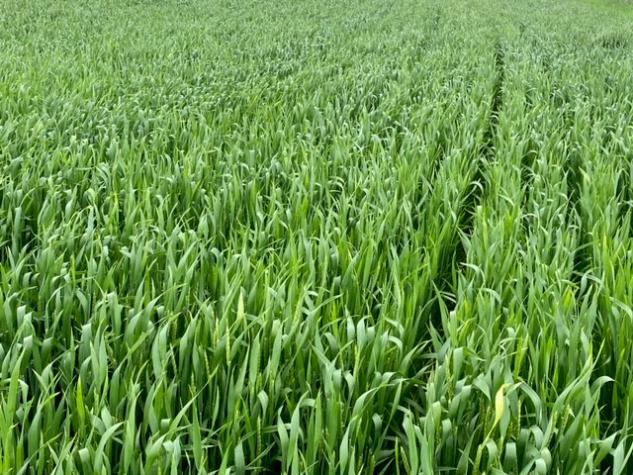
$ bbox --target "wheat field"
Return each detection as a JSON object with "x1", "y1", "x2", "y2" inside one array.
[{"x1": 1, "y1": 0, "x2": 633, "y2": 473}]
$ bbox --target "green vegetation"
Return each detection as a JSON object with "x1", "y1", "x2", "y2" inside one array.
[{"x1": 1, "y1": 0, "x2": 633, "y2": 472}]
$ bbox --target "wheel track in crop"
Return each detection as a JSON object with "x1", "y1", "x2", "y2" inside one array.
[{"x1": 452, "y1": 40, "x2": 506, "y2": 282}]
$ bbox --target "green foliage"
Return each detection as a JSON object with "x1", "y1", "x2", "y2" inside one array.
[{"x1": 1, "y1": 0, "x2": 633, "y2": 473}]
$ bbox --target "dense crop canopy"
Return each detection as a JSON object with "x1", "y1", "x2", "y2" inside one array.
[{"x1": 1, "y1": 0, "x2": 633, "y2": 473}]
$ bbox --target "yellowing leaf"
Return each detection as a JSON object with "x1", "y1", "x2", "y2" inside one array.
[
  {"x1": 237, "y1": 291, "x2": 245, "y2": 323},
  {"x1": 494, "y1": 384, "x2": 508, "y2": 427}
]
